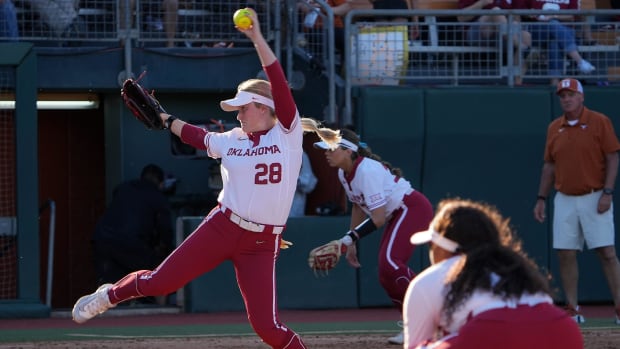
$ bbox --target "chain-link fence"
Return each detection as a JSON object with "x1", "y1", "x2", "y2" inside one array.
[{"x1": 7, "y1": 0, "x2": 272, "y2": 47}]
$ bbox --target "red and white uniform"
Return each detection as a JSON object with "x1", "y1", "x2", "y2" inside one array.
[
  {"x1": 204, "y1": 114, "x2": 302, "y2": 225},
  {"x1": 339, "y1": 157, "x2": 433, "y2": 309},
  {"x1": 106, "y1": 61, "x2": 307, "y2": 349},
  {"x1": 339, "y1": 157, "x2": 413, "y2": 216},
  {"x1": 403, "y1": 256, "x2": 583, "y2": 349}
]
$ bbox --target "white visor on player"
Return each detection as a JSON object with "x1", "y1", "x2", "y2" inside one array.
[
  {"x1": 314, "y1": 139, "x2": 359, "y2": 152},
  {"x1": 410, "y1": 228, "x2": 460, "y2": 253},
  {"x1": 220, "y1": 91, "x2": 275, "y2": 112}
]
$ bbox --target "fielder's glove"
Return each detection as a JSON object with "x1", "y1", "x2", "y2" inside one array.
[
  {"x1": 308, "y1": 240, "x2": 347, "y2": 273},
  {"x1": 121, "y1": 74, "x2": 166, "y2": 130},
  {"x1": 280, "y1": 239, "x2": 293, "y2": 250}
]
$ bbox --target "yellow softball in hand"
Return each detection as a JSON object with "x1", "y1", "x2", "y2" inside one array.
[{"x1": 233, "y1": 8, "x2": 253, "y2": 30}]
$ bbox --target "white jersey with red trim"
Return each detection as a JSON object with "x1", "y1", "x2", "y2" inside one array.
[
  {"x1": 338, "y1": 157, "x2": 413, "y2": 216},
  {"x1": 205, "y1": 116, "x2": 302, "y2": 226},
  {"x1": 404, "y1": 255, "x2": 553, "y2": 347}
]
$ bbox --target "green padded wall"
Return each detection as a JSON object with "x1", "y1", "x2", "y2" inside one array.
[
  {"x1": 277, "y1": 217, "x2": 358, "y2": 309},
  {"x1": 422, "y1": 87, "x2": 552, "y2": 270},
  {"x1": 177, "y1": 216, "x2": 356, "y2": 313},
  {"x1": 355, "y1": 86, "x2": 620, "y2": 304}
]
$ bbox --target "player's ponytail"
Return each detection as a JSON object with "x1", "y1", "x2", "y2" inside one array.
[
  {"x1": 339, "y1": 129, "x2": 403, "y2": 178},
  {"x1": 301, "y1": 118, "x2": 340, "y2": 143}
]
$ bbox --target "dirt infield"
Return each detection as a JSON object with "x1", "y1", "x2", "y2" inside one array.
[
  {"x1": 0, "y1": 330, "x2": 617, "y2": 349},
  {"x1": 0, "y1": 306, "x2": 618, "y2": 348}
]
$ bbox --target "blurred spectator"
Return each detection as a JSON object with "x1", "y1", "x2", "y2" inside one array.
[
  {"x1": 298, "y1": 0, "x2": 373, "y2": 71},
  {"x1": 514, "y1": 0, "x2": 595, "y2": 85},
  {"x1": 372, "y1": 0, "x2": 419, "y2": 55},
  {"x1": 301, "y1": 0, "x2": 372, "y2": 53},
  {"x1": 289, "y1": 151, "x2": 317, "y2": 217},
  {"x1": 93, "y1": 164, "x2": 173, "y2": 305},
  {"x1": 25, "y1": 0, "x2": 84, "y2": 37},
  {"x1": 371, "y1": 0, "x2": 409, "y2": 22},
  {"x1": 0, "y1": 0, "x2": 18, "y2": 41},
  {"x1": 119, "y1": 0, "x2": 178, "y2": 47},
  {"x1": 613, "y1": 0, "x2": 620, "y2": 22},
  {"x1": 457, "y1": 0, "x2": 532, "y2": 84}
]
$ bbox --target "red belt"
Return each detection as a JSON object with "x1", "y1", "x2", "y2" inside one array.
[{"x1": 220, "y1": 206, "x2": 284, "y2": 234}]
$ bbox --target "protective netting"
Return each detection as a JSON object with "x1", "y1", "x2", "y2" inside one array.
[{"x1": 0, "y1": 67, "x2": 18, "y2": 299}]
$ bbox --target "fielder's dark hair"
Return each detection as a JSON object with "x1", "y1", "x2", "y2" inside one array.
[
  {"x1": 303, "y1": 120, "x2": 402, "y2": 177},
  {"x1": 141, "y1": 164, "x2": 164, "y2": 186},
  {"x1": 434, "y1": 198, "x2": 552, "y2": 327},
  {"x1": 339, "y1": 129, "x2": 403, "y2": 178}
]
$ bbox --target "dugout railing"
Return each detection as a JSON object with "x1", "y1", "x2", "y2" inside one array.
[
  {"x1": 4, "y1": 2, "x2": 620, "y2": 127},
  {"x1": 10, "y1": 0, "x2": 274, "y2": 47},
  {"x1": 338, "y1": 9, "x2": 620, "y2": 125}
]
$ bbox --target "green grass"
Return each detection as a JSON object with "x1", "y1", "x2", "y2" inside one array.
[
  {"x1": 0, "y1": 321, "x2": 397, "y2": 343},
  {"x1": 0, "y1": 318, "x2": 616, "y2": 344},
  {"x1": 580, "y1": 317, "x2": 620, "y2": 329}
]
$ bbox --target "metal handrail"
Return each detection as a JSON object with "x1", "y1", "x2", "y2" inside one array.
[{"x1": 39, "y1": 199, "x2": 56, "y2": 307}]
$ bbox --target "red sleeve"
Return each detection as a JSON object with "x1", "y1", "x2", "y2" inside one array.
[
  {"x1": 511, "y1": 0, "x2": 529, "y2": 9},
  {"x1": 264, "y1": 61, "x2": 296, "y2": 130},
  {"x1": 458, "y1": 0, "x2": 477, "y2": 9},
  {"x1": 180, "y1": 123, "x2": 209, "y2": 150},
  {"x1": 498, "y1": 0, "x2": 513, "y2": 8},
  {"x1": 569, "y1": 0, "x2": 579, "y2": 9}
]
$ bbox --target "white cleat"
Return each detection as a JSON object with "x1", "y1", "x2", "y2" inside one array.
[
  {"x1": 72, "y1": 283, "x2": 116, "y2": 324},
  {"x1": 572, "y1": 314, "x2": 586, "y2": 324},
  {"x1": 388, "y1": 330, "x2": 404, "y2": 345}
]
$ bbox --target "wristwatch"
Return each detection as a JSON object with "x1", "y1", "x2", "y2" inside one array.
[
  {"x1": 603, "y1": 188, "x2": 614, "y2": 195},
  {"x1": 164, "y1": 115, "x2": 177, "y2": 129}
]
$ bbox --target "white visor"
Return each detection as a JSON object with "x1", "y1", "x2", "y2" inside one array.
[
  {"x1": 410, "y1": 228, "x2": 460, "y2": 253},
  {"x1": 313, "y1": 139, "x2": 359, "y2": 152},
  {"x1": 220, "y1": 91, "x2": 275, "y2": 112}
]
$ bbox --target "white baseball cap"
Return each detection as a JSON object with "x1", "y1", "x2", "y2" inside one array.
[
  {"x1": 313, "y1": 139, "x2": 359, "y2": 152},
  {"x1": 410, "y1": 228, "x2": 460, "y2": 253},
  {"x1": 220, "y1": 91, "x2": 275, "y2": 111}
]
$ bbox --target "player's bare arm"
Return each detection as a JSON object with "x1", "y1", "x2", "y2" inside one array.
[
  {"x1": 534, "y1": 162, "x2": 555, "y2": 223},
  {"x1": 598, "y1": 152, "x2": 619, "y2": 213}
]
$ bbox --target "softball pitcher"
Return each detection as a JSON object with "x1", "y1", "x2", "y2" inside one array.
[{"x1": 72, "y1": 9, "x2": 313, "y2": 349}]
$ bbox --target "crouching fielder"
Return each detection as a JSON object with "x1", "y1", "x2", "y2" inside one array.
[
  {"x1": 308, "y1": 126, "x2": 434, "y2": 344},
  {"x1": 404, "y1": 198, "x2": 583, "y2": 349}
]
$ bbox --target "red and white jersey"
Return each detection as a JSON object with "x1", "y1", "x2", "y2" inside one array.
[
  {"x1": 338, "y1": 157, "x2": 413, "y2": 216},
  {"x1": 206, "y1": 122, "x2": 302, "y2": 226},
  {"x1": 403, "y1": 255, "x2": 553, "y2": 348},
  {"x1": 179, "y1": 61, "x2": 302, "y2": 226}
]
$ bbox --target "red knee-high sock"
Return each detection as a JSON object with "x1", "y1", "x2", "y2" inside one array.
[{"x1": 107, "y1": 270, "x2": 150, "y2": 304}]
